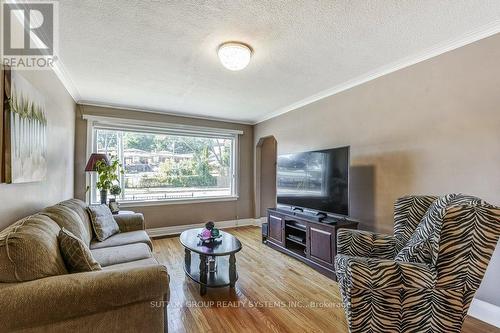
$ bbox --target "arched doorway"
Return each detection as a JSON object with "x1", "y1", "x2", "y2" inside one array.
[{"x1": 255, "y1": 136, "x2": 277, "y2": 218}]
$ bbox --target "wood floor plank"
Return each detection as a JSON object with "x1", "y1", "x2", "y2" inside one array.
[{"x1": 152, "y1": 226, "x2": 498, "y2": 333}]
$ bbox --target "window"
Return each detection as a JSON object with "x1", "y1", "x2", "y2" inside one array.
[{"x1": 87, "y1": 117, "x2": 240, "y2": 205}]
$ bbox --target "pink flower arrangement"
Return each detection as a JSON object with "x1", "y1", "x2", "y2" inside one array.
[{"x1": 200, "y1": 228, "x2": 212, "y2": 239}]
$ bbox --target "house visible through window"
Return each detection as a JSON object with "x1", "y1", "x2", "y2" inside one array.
[{"x1": 90, "y1": 125, "x2": 238, "y2": 204}]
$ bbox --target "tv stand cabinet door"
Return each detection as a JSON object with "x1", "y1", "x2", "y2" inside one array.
[
  {"x1": 307, "y1": 224, "x2": 335, "y2": 269},
  {"x1": 268, "y1": 213, "x2": 284, "y2": 246}
]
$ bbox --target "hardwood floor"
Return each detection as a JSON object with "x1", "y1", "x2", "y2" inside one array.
[{"x1": 152, "y1": 226, "x2": 499, "y2": 333}]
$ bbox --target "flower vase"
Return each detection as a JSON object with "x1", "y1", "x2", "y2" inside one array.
[{"x1": 100, "y1": 189, "x2": 108, "y2": 204}]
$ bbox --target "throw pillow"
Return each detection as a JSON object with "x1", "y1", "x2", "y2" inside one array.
[
  {"x1": 58, "y1": 228, "x2": 101, "y2": 272},
  {"x1": 87, "y1": 204, "x2": 120, "y2": 241}
]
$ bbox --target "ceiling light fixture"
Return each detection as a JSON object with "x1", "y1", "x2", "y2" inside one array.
[{"x1": 217, "y1": 42, "x2": 252, "y2": 71}]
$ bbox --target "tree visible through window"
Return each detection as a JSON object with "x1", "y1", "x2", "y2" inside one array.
[{"x1": 92, "y1": 129, "x2": 235, "y2": 203}]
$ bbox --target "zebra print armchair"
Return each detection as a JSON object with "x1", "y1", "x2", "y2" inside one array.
[{"x1": 335, "y1": 194, "x2": 500, "y2": 333}]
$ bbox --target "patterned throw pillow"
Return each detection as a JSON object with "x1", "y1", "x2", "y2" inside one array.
[
  {"x1": 395, "y1": 194, "x2": 458, "y2": 264},
  {"x1": 87, "y1": 205, "x2": 120, "y2": 241},
  {"x1": 58, "y1": 228, "x2": 102, "y2": 272}
]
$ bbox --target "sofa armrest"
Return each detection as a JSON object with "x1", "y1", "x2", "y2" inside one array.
[
  {"x1": 335, "y1": 254, "x2": 435, "y2": 290},
  {"x1": 114, "y1": 212, "x2": 145, "y2": 232},
  {"x1": 0, "y1": 265, "x2": 169, "y2": 332},
  {"x1": 337, "y1": 229, "x2": 398, "y2": 259}
]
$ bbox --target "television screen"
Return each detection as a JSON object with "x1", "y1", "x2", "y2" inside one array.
[{"x1": 276, "y1": 146, "x2": 349, "y2": 216}]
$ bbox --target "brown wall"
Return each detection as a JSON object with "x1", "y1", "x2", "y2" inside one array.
[
  {"x1": 254, "y1": 34, "x2": 500, "y2": 305},
  {"x1": 0, "y1": 70, "x2": 76, "y2": 230},
  {"x1": 74, "y1": 105, "x2": 254, "y2": 229}
]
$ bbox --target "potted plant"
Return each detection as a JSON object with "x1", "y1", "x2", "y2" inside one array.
[
  {"x1": 95, "y1": 157, "x2": 123, "y2": 204},
  {"x1": 109, "y1": 184, "x2": 122, "y2": 201},
  {"x1": 108, "y1": 184, "x2": 122, "y2": 214}
]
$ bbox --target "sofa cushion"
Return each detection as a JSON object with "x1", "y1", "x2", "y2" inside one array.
[
  {"x1": 87, "y1": 205, "x2": 120, "y2": 241},
  {"x1": 90, "y1": 230, "x2": 153, "y2": 250},
  {"x1": 58, "y1": 228, "x2": 102, "y2": 272},
  {"x1": 91, "y1": 243, "x2": 152, "y2": 267},
  {"x1": 103, "y1": 257, "x2": 161, "y2": 271},
  {"x1": 42, "y1": 204, "x2": 91, "y2": 245},
  {"x1": 0, "y1": 215, "x2": 68, "y2": 282},
  {"x1": 56, "y1": 199, "x2": 94, "y2": 243}
]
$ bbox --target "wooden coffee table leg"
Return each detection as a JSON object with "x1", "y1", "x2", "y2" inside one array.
[
  {"x1": 199, "y1": 254, "x2": 207, "y2": 295},
  {"x1": 229, "y1": 253, "x2": 237, "y2": 288}
]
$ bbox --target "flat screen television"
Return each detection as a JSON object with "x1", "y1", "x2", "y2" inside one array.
[{"x1": 276, "y1": 146, "x2": 349, "y2": 216}]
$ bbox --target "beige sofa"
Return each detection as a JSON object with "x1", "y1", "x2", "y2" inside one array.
[{"x1": 0, "y1": 199, "x2": 169, "y2": 333}]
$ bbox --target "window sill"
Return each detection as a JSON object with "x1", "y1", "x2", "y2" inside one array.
[{"x1": 115, "y1": 196, "x2": 239, "y2": 208}]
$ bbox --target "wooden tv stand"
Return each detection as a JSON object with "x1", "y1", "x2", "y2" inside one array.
[{"x1": 264, "y1": 208, "x2": 358, "y2": 279}]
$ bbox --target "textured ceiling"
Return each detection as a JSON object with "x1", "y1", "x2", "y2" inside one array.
[{"x1": 58, "y1": 1, "x2": 500, "y2": 123}]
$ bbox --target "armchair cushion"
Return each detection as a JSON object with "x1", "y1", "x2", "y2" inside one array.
[
  {"x1": 335, "y1": 254, "x2": 435, "y2": 290},
  {"x1": 337, "y1": 229, "x2": 398, "y2": 259}
]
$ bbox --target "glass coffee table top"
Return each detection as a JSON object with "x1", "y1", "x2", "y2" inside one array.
[{"x1": 180, "y1": 228, "x2": 242, "y2": 256}]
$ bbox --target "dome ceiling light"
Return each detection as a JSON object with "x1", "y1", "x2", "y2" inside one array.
[{"x1": 217, "y1": 42, "x2": 252, "y2": 71}]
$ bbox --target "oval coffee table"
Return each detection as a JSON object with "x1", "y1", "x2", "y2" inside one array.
[{"x1": 180, "y1": 228, "x2": 242, "y2": 295}]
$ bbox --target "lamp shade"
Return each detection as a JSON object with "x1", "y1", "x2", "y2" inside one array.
[{"x1": 85, "y1": 153, "x2": 110, "y2": 172}]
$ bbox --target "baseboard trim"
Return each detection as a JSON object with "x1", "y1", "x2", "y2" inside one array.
[
  {"x1": 147, "y1": 218, "x2": 262, "y2": 238},
  {"x1": 468, "y1": 298, "x2": 500, "y2": 328}
]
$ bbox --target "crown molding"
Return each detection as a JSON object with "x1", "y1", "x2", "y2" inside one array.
[
  {"x1": 52, "y1": 60, "x2": 81, "y2": 102},
  {"x1": 255, "y1": 20, "x2": 500, "y2": 124}
]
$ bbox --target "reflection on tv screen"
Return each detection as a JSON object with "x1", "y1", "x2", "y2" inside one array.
[{"x1": 277, "y1": 147, "x2": 349, "y2": 216}]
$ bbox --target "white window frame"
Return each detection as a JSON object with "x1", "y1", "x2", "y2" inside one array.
[{"x1": 84, "y1": 115, "x2": 242, "y2": 207}]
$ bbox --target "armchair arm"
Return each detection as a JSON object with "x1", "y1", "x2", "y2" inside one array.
[
  {"x1": 337, "y1": 229, "x2": 398, "y2": 259},
  {"x1": 335, "y1": 254, "x2": 435, "y2": 290},
  {"x1": 0, "y1": 265, "x2": 169, "y2": 332},
  {"x1": 113, "y1": 212, "x2": 145, "y2": 232}
]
